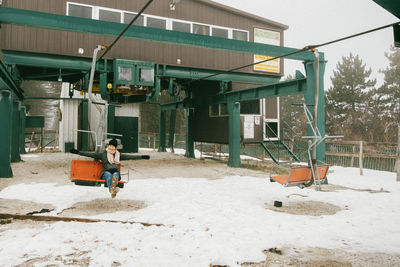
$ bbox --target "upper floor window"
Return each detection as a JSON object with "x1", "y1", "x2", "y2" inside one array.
[
  {"x1": 99, "y1": 9, "x2": 121, "y2": 23},
  {"x1": 67, "y1": 2, "x2": 250, "y2": 42},
  {"x1": 233, "y1": 30, "x2": 248, "y2": 41},
  {"x1": 172, "y1": 21, "x2": 191, "y2": 33},
  {"x1": 193, "y1": 24, "x2": 210, "y2": 36},
  {"x1": 124, "y1": 12, "x2": 144, "y2": 26},
  {"x1": 68, "y1": 3, "x2": 92, "y2": 19},
  {"x1": 147, "y1": 16, "x2": 167, "y2": 29},
  {"x1": 212, "y1": 27, "x2": 229, "y2": 38}
]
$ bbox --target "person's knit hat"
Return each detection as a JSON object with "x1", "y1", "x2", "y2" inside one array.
[{"x1": 109, "y1": 139, "x2": 118, "y2": 147}]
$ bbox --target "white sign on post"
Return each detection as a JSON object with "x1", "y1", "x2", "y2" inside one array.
[{"x1": 244, "y1": 116, "x2": 254, "y2": 139}]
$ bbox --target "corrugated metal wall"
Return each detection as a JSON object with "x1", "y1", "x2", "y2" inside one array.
[{"x1": 59, "y1": 83, "x2": 82, "y2": 152}]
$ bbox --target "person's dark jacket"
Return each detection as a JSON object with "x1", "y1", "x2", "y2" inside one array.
[{"x1": 100, "y1": 151, "x2": 119, "y2": 178}]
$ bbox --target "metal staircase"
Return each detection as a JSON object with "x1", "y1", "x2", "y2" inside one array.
[
  {"x1": 260, "y1": 140, "x2": 300, "y2": 165},
  {"x1": 260, "y1": 120, "x2": 301, "y2": 165}
]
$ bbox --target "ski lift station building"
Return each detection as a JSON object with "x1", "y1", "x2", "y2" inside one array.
[{"x1": 0, "y1": 0, "x2": 327, "y2": 177}]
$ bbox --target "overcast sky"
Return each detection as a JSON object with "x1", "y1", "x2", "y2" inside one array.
[{"x1": 213, "y1": 0, "x2": 398, "y2": 89}]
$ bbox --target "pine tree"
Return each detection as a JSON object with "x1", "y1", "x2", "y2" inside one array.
[
  {"x1": 325, "y1": 53, "x2": 376, "y2": 140},
  {"x1": 375, "y1": 46, "x2": 400, "y2": 142}
]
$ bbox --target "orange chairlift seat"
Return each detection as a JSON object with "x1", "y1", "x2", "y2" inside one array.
[
  {"x1": 270, "y1": 164, "x2": 329, "y2": 187},
  {"x1": 69, "y1": 159, "x2": 126, "y2": 188}
]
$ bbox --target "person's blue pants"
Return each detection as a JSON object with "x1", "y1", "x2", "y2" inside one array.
[{"x1": 101, "y1": 171, "x2": 120, "y2": 190}]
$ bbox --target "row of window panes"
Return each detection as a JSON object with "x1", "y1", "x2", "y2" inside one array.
[{"x1": 67, "y1": 2, "x2": 249, "y2": 41}]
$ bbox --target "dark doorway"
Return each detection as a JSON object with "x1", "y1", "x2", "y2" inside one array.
[{"x1": 114, "y1": 117, "x2": 138, "y2": 153}]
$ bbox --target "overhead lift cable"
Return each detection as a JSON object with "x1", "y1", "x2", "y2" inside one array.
[
  {"x1": 97, "y1": 0, "x2": 154, "y2": 61},
  {"x1": 195, "y1": 21, "x2": 400, "y2": 82},
  {"x1": 81, "y1": 0, "x2": 154, "y2": 79}
]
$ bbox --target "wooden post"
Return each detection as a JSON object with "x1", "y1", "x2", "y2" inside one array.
[
  {"x1": 397, "y1": 126, "x2": 400, "y2": 182},
  {"x1": 359, "y1": 141, "x2": 363, "y2": 176},
  {"x1": 351, "y1": 145, "x2": 355, "y2": 167}
]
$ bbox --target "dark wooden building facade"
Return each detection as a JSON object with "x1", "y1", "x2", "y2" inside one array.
[{"x1": 0, "y1": 0, "x2": 288, "y2": 144}]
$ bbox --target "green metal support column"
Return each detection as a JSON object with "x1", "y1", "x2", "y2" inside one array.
[
  {"x1": 184, "y1": 108, "x2": 195, "y2": 158},
  {"x1": 11, "y1": 100, "x2": 21, "y2": 162},
  {"x1": 304, "y1": 57, "x2": 327, "y2": 164},
  {"x1": 0, "y1": 90, "x2": 13, "y2": 177},
  {"x1": 19, "y1": 105, "x2": 26, "y2": 154},
  {"x1": 100, "y1": 70, "x2": 109, "y2": 101},
  {"x1": 107, "y1": 104, "x2": 115, "y2": 137},
  {"x1": 228, "y1": 100, "x2": 241, "y2": 168},
  {"x1": 158, "y1": 110, "x2": 166, "y2": 152},
  {"x1": 81, "y1": 100, "x2": 89, "y2": 151},
  {"x1": 168, "y1": 109, "x2": 177, "y2": 151}
]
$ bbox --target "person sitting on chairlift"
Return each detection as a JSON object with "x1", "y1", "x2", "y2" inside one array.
[{"x1": 101, "y1": 139, "x2": 121, "y2": 198}]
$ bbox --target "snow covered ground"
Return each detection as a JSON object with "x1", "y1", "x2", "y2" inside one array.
[{"x1": 0, "y1": 151, "x2": 399, "y2": 266}]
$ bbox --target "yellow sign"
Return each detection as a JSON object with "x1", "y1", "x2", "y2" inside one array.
[
  {"x1": 254, "y1": 28, "x2": 281, "y2": 73},
  {"x1": 254, "y1": 55, "x2": 280, "y2": 73}
]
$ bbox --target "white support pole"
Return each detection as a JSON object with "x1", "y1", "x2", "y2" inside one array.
[{"x1": 359, "y1": 141, "x2": 363, "y2": 176}]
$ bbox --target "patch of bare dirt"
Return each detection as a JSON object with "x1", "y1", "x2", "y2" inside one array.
[
  {"x1": 0, "y1": 198, "x2": 56, "y2": 215},
  {"x1": 58, "y1": 198, "x2": 146, "y2": 216},
  {"x1": 126, "y1": 151, "x2": 268, "y2": 179},
  {"x1": 265, "y1": 200, "x2": 342, "y2": 216},
  {"x1": 242, "y1": 247, "x2": 400, "y2": 267}
]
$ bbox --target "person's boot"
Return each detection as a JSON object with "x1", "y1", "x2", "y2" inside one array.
[{"x1": 110, "y1": 176, "x2": 119, "y2": 198}]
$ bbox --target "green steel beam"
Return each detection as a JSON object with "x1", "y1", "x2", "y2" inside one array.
[
  {"x1": 160, "y1": 76, "x2": 307, "y2": 111},
  {"x1": 2, "y1": 50, "x2": 111, "y2": 72},
  {"x1": 184, "y1": 108, "x2": 195, "y2": 158},
  {"x1": 168, "y1": 109, "x2": 177, "y2": 149},
  {"x1": 158, "y1": 110, "x2": 166, "y2": 152},
  {"x1": 304, "y1": 60, "x2": 326, "y2": 165},
  {"x1": 227, "y1": 101, "x2": 241, "y2": 167},
  {"x1": 158, "y1": 65, "x2": 281, "y2": 84},
  {"x1": 0, "y1": 90, "x2": 13, "y2": 177},
  {"x1": 0, "y1": 59, "x2": 23, "y2": 100},
  {"x1": 3, "y1": 49, "x2": 284, "y2": 91},
  {"x1": 0, "y1": 7, "x2": 316, "y2": 61},
  {"x1": 224, "y1": 77, "x2": 307, "y2": 102},
  {"x1": 19, "y1": 105, "x2": 26, "y2": 155},
  {"x1": 11, "y1": 101, "x2": 21, "y2": 162}
]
